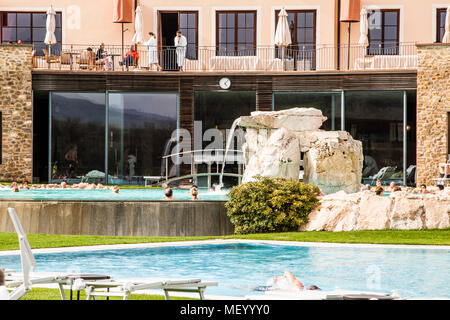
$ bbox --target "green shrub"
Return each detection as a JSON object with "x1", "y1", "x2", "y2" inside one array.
[{"x1": 225, "y1": 176, "x2": 321, "y2": 234}]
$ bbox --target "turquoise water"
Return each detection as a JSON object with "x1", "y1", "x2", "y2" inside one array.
[
  {"x1": 0, "y1": 188, "x2": 228, "y2": 201},
  {"x1": 0, "y1": 243, "x2": 448, "y2": 298}
]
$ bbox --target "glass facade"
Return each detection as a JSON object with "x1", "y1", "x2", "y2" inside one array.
[
  {"x1": 37, "y1": 89, "x2": 416, "y2": 186},
  {"x1": 274, "y1": 90, "x2": 417, "y2": 186},
  {"x1": 194, "y1": 91, "x2": 255, "y2": 148},
  {"x1": 108, "y1": 93, "x2": 178, "y2": 184},
  {"x1": 48, "y1": 92, "x2": 178, "y2": 185},
  {"x1": 345, "y1": 91, "x2": 404, "y2": 185},
  {"x1": 50, "y1": 92, "x2": 106, "y2": 182}
]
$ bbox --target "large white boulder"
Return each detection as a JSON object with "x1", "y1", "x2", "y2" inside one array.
[
  {"x1": 239, "y1": 107, "x2": 327, "y2": 132},
  {"x1": 242, "y1": 127, "x2": 300, "y2": 183},
  {"x1": 301, "y1": 191, "x2": 450, "y2": 231},
  {"x1": 302, "y1": 131, "x2": 363, "y2": 194},
  {"x1": 238, "y1": 107, "x2": 363, "y2": 194}
]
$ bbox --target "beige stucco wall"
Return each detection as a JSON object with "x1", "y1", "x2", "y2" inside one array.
[
  {"x1": 1, "y1": 0, "x2": 446, "y2": 48},
  {"x1": 0, "y1": 45, "x2": 33, "y2": 182},
  {"x1": 340, "y1": 1, "x2": 450, "y2": 46},
  {"x1": 416, "y1": 43, "x2": 450, "y2": 186}
]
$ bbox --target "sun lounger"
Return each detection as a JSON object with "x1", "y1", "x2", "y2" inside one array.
[
  {"x1": 245, "y1": 288, "x2": 401, "y2": 300},
  {"x1": 4, "y1": 207, "x2": 218, "y2": 300},
  {"x1": 4, "y1": 208, "x2": 74, "y2": 300},
  {"x1": 73, "y1": 278, "x2": 218, "y2": 300}
]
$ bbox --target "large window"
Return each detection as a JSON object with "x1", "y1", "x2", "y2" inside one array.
[
  {"x1": 0, "y1": 11, "x2": 62, "y2": 55},
  {"x1": 345, "y1": 91, "x2": 404, "y2": 185},
  {"x1": 275, "y1": 10, "x2": 316, "y2": 69},
  {"x1": 179, "y1": 12, "x2": 198, "y2": 60},
  {"x1": 108, "y1": 93, "x2": 178, "y2": 184},
  {"x1": 437, "y1": 8, "x2": 447, "y2": 43},
  {"x1": 216, "y1": 11, "x2": 256, "y2": 56},
  {"x1": 50, "y1": 93, "x2": 106, "y2": 183},
  {"x1": 368, "y1": 9, "x2": 399, "y2": 55}
]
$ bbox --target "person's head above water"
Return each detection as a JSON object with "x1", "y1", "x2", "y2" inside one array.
[{"x1": 164, "y1": 188, "x2": 173, "y2": 199}]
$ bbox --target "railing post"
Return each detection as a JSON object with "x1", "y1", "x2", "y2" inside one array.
[{"x1": 165, "y1": 158, "x2": 168, "y2": 181}]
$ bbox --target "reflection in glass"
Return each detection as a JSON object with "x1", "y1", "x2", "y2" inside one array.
[
  {"x1": 345, "y1": 91, "x2": 404, "y2": 185},
  {"x1": 50, "y1": 93, "x2": 106, "y2": 183},
  {"x1": 108, "y1": 93, "x2": 178, "y2": 185},
  {"x1": 194, "y1": 91, "x2": 255, "y2": 143},
  {"x1": 274, "y1": 92, "x2": 342, "y2": 131}
]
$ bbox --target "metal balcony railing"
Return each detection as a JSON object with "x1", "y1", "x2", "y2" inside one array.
[{"x1": 32, "y1": 42, "x2": 418, "y2": 72}]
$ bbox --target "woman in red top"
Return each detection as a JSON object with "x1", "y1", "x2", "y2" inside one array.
[{"x1": 120, "y1": 45, "x2": 139, "y2": 70}]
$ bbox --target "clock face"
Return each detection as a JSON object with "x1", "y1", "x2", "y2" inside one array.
[{"x1": 219, "y1": 77, "x2": 231, "y2": 89}]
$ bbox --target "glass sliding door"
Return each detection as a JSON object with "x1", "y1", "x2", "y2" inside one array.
[
  {"x1": 50, "y1": 92, "x2": 106, "y2": 183},
  {"x1": 108, "y1": 93, "x2": 178, "y2": 185},
  {"x1": 345, "y1": 91, "x2": 404, "y2": 185},
  {"x1": 273, "y1": 92, "x2": 342, "y2": 131}
]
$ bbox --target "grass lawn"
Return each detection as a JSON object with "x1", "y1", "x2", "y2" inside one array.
[
  {"x1": 0, "y1": 229, "x2": 449, "y2": 251},
  {"x1": 17, "y1": 288, "x2": 193, "y2": 300}
]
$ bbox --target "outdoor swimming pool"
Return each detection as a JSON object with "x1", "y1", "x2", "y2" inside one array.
[
  {"x1": 0, "y1": 242, "x2": 449, "y2": 298},
  {"x1": 0, "y1": 188, "x2": 229, "y2": 201}
]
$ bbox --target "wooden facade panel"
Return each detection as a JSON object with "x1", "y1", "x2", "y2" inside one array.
[
  {"x1": 256, "y1": 76, "x2": 273, "y2": 111},
  {"x1": 192, "y1": 75, "x2": 257, "y2": 92}
]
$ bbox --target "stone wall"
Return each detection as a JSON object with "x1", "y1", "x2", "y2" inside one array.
[
  {"x1": 0, "y1": 45, "x2": 33, "y2": 182},
  {"x1": 416, "y1": 43, "x2": 450, "y2": 186},
  {"x1": 0, "y1": 200, "x2": 234, "y2": 237}
]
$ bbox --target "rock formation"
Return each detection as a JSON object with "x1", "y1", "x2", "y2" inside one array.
[
  {"x1": 301, "y1": 191, "x2": 450, "y2": 231},
  {"x1": 239, "y1": 108, "x2": 363, "y2": 194}
]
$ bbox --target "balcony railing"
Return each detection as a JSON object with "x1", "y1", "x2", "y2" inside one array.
[{"x1": 32, "y1": 42, "x2": 418, "y2": 72}]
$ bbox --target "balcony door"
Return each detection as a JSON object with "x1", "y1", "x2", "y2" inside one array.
[
  {"x1": 275, "y1": 10, "x2": 316, "y2": 70},
  {"x1": 158, "y1": 11, "x2": 198, "y2": 71}
]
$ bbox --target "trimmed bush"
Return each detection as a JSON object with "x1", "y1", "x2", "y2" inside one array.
[{"x1": 225, "y1": 176, "x2": 321, "y2": 234}]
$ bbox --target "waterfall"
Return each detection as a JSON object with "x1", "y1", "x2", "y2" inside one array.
[{"x1": 218, "y1": 117, "x2": 241, "y2": 189}]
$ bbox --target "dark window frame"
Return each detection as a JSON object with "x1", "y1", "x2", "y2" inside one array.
[
  {"x1": 274, "y1": 9, "x2": 317, "y2": 69},
  {"x1": 0, "y1": 11, "x2": 62, "y2": 56},
  {"x1": 157, "y1": 10, "x2": 199, "y2": 60},
  {"x1": 367, "y1": 9, "x2": 400, "y2": 56},
  {"x1": 436, "y1": 8, "x2": 447, "y2": 43},
  {"x1": 216, "y1": 10, "x2": 257, "y2": 56}
]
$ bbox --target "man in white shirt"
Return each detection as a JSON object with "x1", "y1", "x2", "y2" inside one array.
[
  {"x1": 0, "y1": 269, "x2": 10, "y2": 300},
  {"x1": 174, "y1": 30, "x2": 187, "y2": 72}
]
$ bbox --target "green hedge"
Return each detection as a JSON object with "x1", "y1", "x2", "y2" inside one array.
[{"x1": 225, "y1": 176, "x2": 321, "y2": 234}]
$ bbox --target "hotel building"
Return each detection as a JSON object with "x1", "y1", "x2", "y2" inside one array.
[{"x1": 0, "y1": 0, "x2": 449, "y2": 187}]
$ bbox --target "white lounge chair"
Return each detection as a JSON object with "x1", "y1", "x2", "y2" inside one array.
[
  {"x1": 245, "y1": 288, "x2": 402, "y2": 300},
  {"x1": 5, "y1": 208, "x2": 71, "y2": 300},
  {"x1": 4, "y1": 207, "x2": 218, "y2": 300},
  {"x1": 79, "y1": 278, "x2": 218, "y2": 300}
]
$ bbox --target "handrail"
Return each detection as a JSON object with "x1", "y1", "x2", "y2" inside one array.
[
  {"x1": 33, "y1": 42, "x2": 419, "y2": 72},
  {"x1": 162, "y1": 149, "x2": 243, "y2": 159}
]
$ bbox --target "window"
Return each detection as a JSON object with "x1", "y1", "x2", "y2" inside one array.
[
  {"x1": 275, "y1": 10, "x2": 316, "y2": 69},
  {"x1": 367, "y1": 9, "x2": 399, "y2": 55},
  {"x1": 179, "y1": 12, "x2": 198, "y2": 59},
  {"x1": 217, "y1": 11, "x2": 256, "y2": 56},
  {"x1": 0, "y1": 11, "x2": 62, "y2": 56},
  {"x1": 437, "y1": 8, "x2": 447, "y2": 43}
]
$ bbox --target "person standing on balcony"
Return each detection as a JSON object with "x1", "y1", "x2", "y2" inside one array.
[
  {"x1": 144, "y1": 32, "x2": 162, "y2": 71},
  {"x1": 174, "y1": 30, "x2": 187, "y2": 72}
]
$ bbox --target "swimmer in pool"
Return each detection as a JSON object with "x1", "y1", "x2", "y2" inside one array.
[{"x1": 261, "y1": 270, "x2": 320, "y2": 291}]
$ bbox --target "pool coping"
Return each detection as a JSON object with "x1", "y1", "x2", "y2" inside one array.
[{"x1": 0, "y1": 239, "x2": 449, "y2": 256}]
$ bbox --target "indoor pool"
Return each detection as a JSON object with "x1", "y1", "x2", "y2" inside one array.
[
  {"x1": 0, "y1": 188, "x2": 229, "y2": 201},
  {"x1": 0, "y1": 242, "x2": 449, "y2": 298}
]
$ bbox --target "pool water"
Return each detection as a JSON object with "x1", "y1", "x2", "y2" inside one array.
[
  {"x1": 0, "y1": 243, "x2": 448, "y2": 298},
  {"x1": 0, "y1": 188, "x2": 229, "y2": 201}
]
